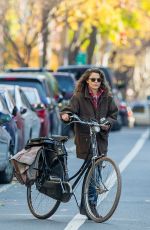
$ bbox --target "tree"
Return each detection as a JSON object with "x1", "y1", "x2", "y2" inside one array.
[{"x1": 2, "y1": 0, "x2": 62, "y2": 67}]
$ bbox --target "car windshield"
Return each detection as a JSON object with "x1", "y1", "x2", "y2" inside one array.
[
  {"x1": 54, "y1": 75, "x2": 75, "y2": 92},
  {"x1": 21, "y1": 87, "x2": 41, "y2": 104},
  {"x1": 132, "y1": 105, "x2": 145, "y2": 113}
]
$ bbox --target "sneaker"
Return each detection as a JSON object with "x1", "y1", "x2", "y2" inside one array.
[
  {"x1": 80, "y1": 206, "x2": 87, "y2": 215},
  {"x1": 80, "y1": 206, "x2": 92, "y2": 220}
]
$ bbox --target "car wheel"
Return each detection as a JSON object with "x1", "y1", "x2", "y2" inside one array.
[{"x1": 0, "y1": 160, "x2": 13, "y2": 184}]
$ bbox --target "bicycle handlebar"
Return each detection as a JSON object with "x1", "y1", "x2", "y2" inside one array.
[{"x1": 69, "y1": 114, "x2": 109, "y2": 127}]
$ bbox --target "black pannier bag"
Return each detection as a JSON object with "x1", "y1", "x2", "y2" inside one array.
[
  {"x1": 39, "y1": 180, "x2": 72, "y2": 203},
  {"x1": 11, "y1": 137, "x2": 67, "y2": 186},
  {"x1": 26, "y1": 137, "x2": 68, "y2": 180},
  {"x1": 26, "y1": 137, "x2": 72, "y2": 202}
]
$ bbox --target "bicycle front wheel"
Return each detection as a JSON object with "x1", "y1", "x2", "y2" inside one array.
[
  {"x1": 83, "y1": 156, "x2": 121, "y2": 223},
  {"x1": 27, "y1": 182, "x2": 61, "y2": 219}
]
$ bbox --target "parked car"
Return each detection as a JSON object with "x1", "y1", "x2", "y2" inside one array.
[
  {"x1": 0, "y1": 87, "x2": 25, "y2": 151},
  {"x1": 113, "y1": 93, "x2": 135, "y2": 128},
  {"x1": 5, "y1": 68, "x2": 61, "y2": 135},
  {"x1": 131, "y1": 101, "x2": 150, "y2": 125},
  {"x1": 126, "y1": 105, "x2": 135, "y2": 128},
  {"x1": 2, "y1": 85, "x2": 41, "y2": 145},
  {"x1": 118, "y1": 101, "x2": 135, "y2": 127},
  {"x1": 52, "y1": 72, "x2": 76, "y2": 100},
  {"x1": 0, "y1": 112, "x2": 14, "y2": 183},
  {"x1": 57, "y1": 64, "x2": 117, "y2": 89},
  {"x1": 52, "y1": 72, "x2": 77, "y2": 136},
  {"x1": 20, "y1": 86, "x2": 49, "y2": 137},
  {"x1": 0, "y1": 94, "x2": 19, "y2": 155}
]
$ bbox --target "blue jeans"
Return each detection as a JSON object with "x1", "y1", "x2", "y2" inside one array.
[{"x1": 88, "y1": 166, "x2": 101, "y2": 205}]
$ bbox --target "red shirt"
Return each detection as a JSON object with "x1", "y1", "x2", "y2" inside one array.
[{"x1": 88, "y1": 87, "x2": 104, "y2": 109}]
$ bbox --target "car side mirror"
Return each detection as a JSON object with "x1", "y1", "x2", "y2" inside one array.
[
  {"x1": 0, "y1": 112, "x2": 12, "y2": 125},
  {"x1": 12, "y1": 106, "x2": 18, "y2": 116}
]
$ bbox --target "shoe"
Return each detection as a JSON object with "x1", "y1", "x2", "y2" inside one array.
[
  {"x1": 80, "y1": 206, "x2": 92, "y2": 220},
  {"x1": 89, "y1": 203, "x2": 100, "y2": 218},
  {"x1": 80, "y1": 206, "x2": 87, "y2": 215}
]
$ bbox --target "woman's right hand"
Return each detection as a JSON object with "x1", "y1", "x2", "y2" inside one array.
[{"x1": 61, "y1": 113, "x2": 70, "y2": 122}]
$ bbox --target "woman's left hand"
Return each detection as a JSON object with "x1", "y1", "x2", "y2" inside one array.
[{"x1": 101, "y1": 124, "x2": 110, "y2": 131}]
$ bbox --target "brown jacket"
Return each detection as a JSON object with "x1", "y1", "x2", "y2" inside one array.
[{"x1": 61, "y1": 87, "x2": 118, "y2": 159}]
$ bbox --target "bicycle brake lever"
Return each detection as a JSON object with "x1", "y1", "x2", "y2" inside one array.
[
  {"x1": 100, "y1": 117, "x2": 110, "y2": 125},
  {"x1": 70, "y1": 114, "x2": 80, "y2": 121}
]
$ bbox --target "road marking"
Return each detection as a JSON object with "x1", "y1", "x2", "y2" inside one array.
[
  {"x1": 145, "y1": 200, "x2": 150, "y2": 203},
  {"x1": 0, "y1": 183, "x2": 15, "y2": 193},
  {"x1": 0, "y1": 213, "x2": 32, "y2": 216},
  {"x1": 64, "y1": 129, "x2": 149, "y2": 230},
  {"x1": 118, "y1": 129, "x2": 149, "y2": 173}
]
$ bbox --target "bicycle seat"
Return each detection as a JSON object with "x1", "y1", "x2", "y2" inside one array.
[{"x1": 51, "y1": 135, "x2": 69, "y2": 142}]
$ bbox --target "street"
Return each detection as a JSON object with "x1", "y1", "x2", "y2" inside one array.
[{"x1": 0, "y1": 126, "x2": 150, "y2": 230}]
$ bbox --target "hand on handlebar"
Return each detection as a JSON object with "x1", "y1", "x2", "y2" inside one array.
[
  {"x1": 61, "y1": 113, "x2": 70, "y2": 122},
  {"x1": 100, "y1": 124, "x2": 110, "y2": 131},
  {"x1": 61, "y1": 113, "x2": 110, "y2": 131},
  {"x1": 100, "y1": 117, "x2": 110, "y2": 131}
]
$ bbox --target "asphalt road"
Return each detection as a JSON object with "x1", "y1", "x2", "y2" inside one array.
[{"x1": 0, "y1": 126, "x2": 150, "y2": 230}]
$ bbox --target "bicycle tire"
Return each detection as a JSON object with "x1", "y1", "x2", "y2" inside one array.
[
  {"x1": 26, "y1": 147, "x2": 61, "y2": 219},
  {"x1": 27, "y1": 182, "x2": 61, "y2": 219},
  {"x1": 83, "y1": 156, "x2": 121, "y2": 223}
]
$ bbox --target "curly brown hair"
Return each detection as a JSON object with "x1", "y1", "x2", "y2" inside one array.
[{"x1": 75, "y1": 68, "x2": 112, "y2": 95}]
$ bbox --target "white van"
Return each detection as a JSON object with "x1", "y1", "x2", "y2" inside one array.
[{"x1": 132, "y1": 101, "x2": 150, "y2": 125}]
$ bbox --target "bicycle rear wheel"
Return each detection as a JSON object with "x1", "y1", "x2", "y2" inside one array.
[
  {"x1": 83, "y1": 156, "x2": 121, "y2": 223},
  {"x1": 27, "y1": 182, "x2": 61, "y2": 219}
]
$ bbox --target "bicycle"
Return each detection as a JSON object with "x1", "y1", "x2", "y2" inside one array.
[{"x1": 26, "y1": 114, "x2": 121, "y2": 223}]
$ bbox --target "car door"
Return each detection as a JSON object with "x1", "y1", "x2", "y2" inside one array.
[
  {"x1": 0, "y1": 126, "x2": 11, "y2": 171},
  {"x1": 1, "y1": 88, "x2": 25, "y2": 151},
  {"x1": 14, "y1": 86, "x2": 40, "y2": 143},
  {"x1": 0, "y1": 94, "x2": 19, "y2": 155}
]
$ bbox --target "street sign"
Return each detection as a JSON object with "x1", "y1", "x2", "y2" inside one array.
[{"x1": 75, "y1": 52, "x2": 87, "y2": 64}]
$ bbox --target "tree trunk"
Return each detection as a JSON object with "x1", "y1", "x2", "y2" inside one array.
[
  {"x1": 41, "y1": 7, "x2": 49, "y2": 67},
  {"x1": 87, "y1": 26, "x2": 97, "y2": 64},
  {"x1": 68, "y1": 46, "x2": 80, "y2": 64}
]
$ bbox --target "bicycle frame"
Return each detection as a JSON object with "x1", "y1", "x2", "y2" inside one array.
[
  {"x1": 68, "y1": 122, "x2": 101, "y2": 191},
  {"x1": 26, "y1": 114, "x2": 121, "y2": 222},
  {"x1": 38, "y1": 115, "x2": 105, "y2": 194},
  {"x1": 36, "y1": 115, "x2": 107, "y2": 200}
]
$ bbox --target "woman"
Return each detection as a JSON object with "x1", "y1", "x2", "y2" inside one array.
[{"x1": 60, "y1": 68, "x2": 118, "y2": 217}]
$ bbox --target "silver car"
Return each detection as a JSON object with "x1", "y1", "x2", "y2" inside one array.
[
  {"x1": 6, "y1": 85, "x2": 41, "y2": 144},
  {"x1": 132, "y1": 101, "x2": 150, "y2": 125},
  {"x1": 0, "y1": 113, "x2": 13, "y2": 183}
]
